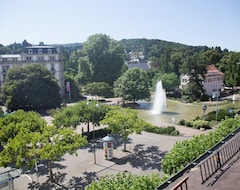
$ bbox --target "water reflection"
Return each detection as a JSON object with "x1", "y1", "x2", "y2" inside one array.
[{"x1": 136, "y1": 99, "x2": 216, "y2": 124}]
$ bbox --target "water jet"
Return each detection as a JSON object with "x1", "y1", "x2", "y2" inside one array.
[{"x1": 151, "y1": 80, "x2": 167, "y2": 114}]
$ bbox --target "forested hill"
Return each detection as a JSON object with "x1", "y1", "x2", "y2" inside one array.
[{"x1": 120, "y1": 38, "x2": 212, "y2": 60}]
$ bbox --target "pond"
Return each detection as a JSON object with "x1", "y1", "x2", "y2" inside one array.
[{"x1": 136, "y1": 99, "x2": 235, "y2": 125}]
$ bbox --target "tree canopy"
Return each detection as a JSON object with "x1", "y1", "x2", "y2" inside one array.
[
  {"x1": 2, "y1": 64, "x2": 62, "y2": 111},
  {"x1": 0, "y1": 110, "x2": 87, "y2": 182},
  {"x1": 84, "y1": 82, "x2": 113, "y2": 98},
  {"x1": 79, "y1": 34, "x2": 125, "y2": 86},
  {"x1": 101, "y1": 106, "x2": 143, "y2": 151},
  {"x1": 114, "y1": 68, "x2": 151, "y2": 103}
]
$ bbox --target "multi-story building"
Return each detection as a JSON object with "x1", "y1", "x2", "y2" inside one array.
[
  {"x1": 179, "y1": 65, "x2": 224, "y2": 97},
  {"x1": 0, "y1": 45, "x2": 65, "y2": 96},
  {"x1": 203, "y1": 64, "x2": 224, "y2": 97}
]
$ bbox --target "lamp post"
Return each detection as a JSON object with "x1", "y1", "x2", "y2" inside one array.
[
  {"x1": 202, "y1": 104, "x2": 207, "y2": 120},
  {"x1": 87, "y1": 97, "x2": 99, "y2": 164},
  {"x1": 214, "y1": 83, "x2": 224, "y2": 124}
]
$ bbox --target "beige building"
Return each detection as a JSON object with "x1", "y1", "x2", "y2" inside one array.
[
  {"x1": 179, "y1": 65, "x2": 224, "y2": 97},
  {"x1": 0, "y1": 46, "x2": 65, "y2": 96}
]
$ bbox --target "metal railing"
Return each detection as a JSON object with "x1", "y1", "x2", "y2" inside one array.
[
  {"x1": 170, "y1": 176, "x2": 189, "y2": 190},
  {"x1": 156, "y1": 127, "x2": 240, "y2": 190},
  {"x1": 199, "y1": 132, "x2": 240, "y2": 183}
]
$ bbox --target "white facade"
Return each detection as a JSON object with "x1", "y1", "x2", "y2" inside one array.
[
  {"x1": 203, "y1": 65, "x2": 224, "y2": 97},
  {"x1": 179, "y1": 65, "x2": 224, "y2": 97},
  {"x1": 179, "y1": 74, "x2": 190, "y2": 90},
  {"x1": 0, "y1": 46, "x2": 65, "y2": 97}
]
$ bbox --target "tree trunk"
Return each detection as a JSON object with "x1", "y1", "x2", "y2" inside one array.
[
  {"x1": 48, "y1": 160, "x2": 54, "y2": 182},
  {"x1": 123, "y1": 137, "x2": 127, "y2": 152},
  {"x1": 87, "y1": 121, "x2": 90, "y2": 132}
]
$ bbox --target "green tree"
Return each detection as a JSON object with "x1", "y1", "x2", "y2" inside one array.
[
  {"x1": 77, "y1": 57, "x2": 92, "y2": 86},
  {"x1": 80, "y1": 34, "x2": 125, "y2": 85},
  {"x1": 53, "y1": 100, "x2": 109, "y2": 132},
  {"x1": 2, "y1": 64, "x2": 62, "y2": 111},
  {"x1": 218, "y1": 52, "x2": 240, "y2": 87},
  {"x1": 114, "y1": 68, "x2": 151, "y2": 103},
  {"x1": 180, "y1": 53, "x2": 208, "y2": 98},
  {"x1": 84, "y1": 82, "x2": 113, "y2": 98},
  {"x1": 152, "y1": 72, "x2": 179, "y2": 93},
  {"x1": 101, "y1": 107, "x2": 143, "y2": 151},
  {"x1": 0, "y1": 110, "x2": 87, "y2": 182}
]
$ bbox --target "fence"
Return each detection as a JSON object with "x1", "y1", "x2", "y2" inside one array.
[{"x1": 199, "y1": 132, "x2": 240, "y2": 183}]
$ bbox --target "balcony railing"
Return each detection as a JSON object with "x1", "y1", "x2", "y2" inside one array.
[
  {"x1": 156, "y1": 127, "x2": 240, "y2": 190},
  {"x1": 199, "y1": 132, "x2": 240, "y2": 183}
]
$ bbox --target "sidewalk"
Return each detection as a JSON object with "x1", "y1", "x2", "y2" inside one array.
[{"x1": 1, "y1": 131, "x2": 197, "y2": 190}]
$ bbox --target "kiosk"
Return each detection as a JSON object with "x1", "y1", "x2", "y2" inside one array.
[{"x1": 102, "y1": 135, "x2": 114, "y2": 160}]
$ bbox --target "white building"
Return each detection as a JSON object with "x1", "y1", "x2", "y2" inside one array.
[
  {"x1": 179, "y1": 65, "x2": 224, "y2": 97},
  {"x1": 0, "y1": 46, "x2": 65, "y2": 96},
  {"x1": 203, "y1": 65, "x2": 224, "y2": 97}
]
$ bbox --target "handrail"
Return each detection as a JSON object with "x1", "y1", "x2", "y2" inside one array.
[
  {"x1": 170, "y1": 176, "x2": 189, "y2": 190},
  {"x1": 199, "y1": 132, "x2": 240, "y2": 183},
  {"x1": 156, "y1": 127, "x2": 240, "y2": 190}
]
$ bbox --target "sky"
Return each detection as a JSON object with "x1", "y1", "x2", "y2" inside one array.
[{"x1": 1, "y1": 0, "x2": 240, "y2": 51}]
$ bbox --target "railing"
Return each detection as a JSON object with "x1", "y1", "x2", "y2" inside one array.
[
  {"x1": 156, "y1": 127, "x2": 240, "y2": 190},
  {"x1": 170, "y1": 176, "x2": 189, "y2": 190},
  {"x1": 199, "y1": 132, "x2": 240, "y2": 183}
]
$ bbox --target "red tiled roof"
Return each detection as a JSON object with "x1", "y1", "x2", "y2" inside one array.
[{"x1": 206, "y1": 65, "x2": 224, "y2": 76}]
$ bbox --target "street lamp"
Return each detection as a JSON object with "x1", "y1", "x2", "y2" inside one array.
[
  {"x1": 202, "y1": 104, "x2": 207, "y2": 120},
  {"x1": 87, "y1": 97, "x2": 99, "y2": 164},
  {"x1": 214, "y1": 83, "x2": 224, "y2": 124}
]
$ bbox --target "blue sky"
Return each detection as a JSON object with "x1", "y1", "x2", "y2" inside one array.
[{"x1": 1, "y1": 0, "x2": 240, "y2": 51}]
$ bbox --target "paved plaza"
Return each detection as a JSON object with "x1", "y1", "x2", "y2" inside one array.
[{"x1": 0, "y1": 126, "x2": 204, "y2": 189}]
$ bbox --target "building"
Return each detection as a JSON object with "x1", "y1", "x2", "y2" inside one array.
[
  {"x1": 179, "y1": 65, "x2": 224, "y2": 97},
  {"x1": 0, "y1": 46, "x2": 65, "y2": 96},
  {"x1": 179, "y1": 74, "x2": 190, "y2": 90},
  {"x1": 203, "y1": 64, "x2": 224, "y2": 97}
]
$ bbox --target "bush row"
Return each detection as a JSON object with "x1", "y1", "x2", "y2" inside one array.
[{"x1": 162, "y1": 117, "x2": 240, "y2": 175}]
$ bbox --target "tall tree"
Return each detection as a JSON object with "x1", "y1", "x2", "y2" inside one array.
[
  {"x1": 114, "y1": 68, "x2": 151, "y2": 103},
  {"x1": 180, "y1": 53, "x2": 208, "y2": 98},
  {"x1": 2, "y1": 64, "x2": 62, "y2": 111},
  {"x1": 218, "y1": 52, "x2": 240, "y2": 87},
  {"x1": 79, "y1": 34, "x2": 125, "y2": 86}
]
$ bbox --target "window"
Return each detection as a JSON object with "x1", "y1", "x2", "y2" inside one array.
[
  {"x1": 38, "y1": 49, "x2": 42, "y2": 54},
  {"x1": 37, "y1": 56, "x2": 44, "y2": 61},
  {"x1": 49, "y1": 56, "x2": 55, "y2": 61},
  {"x1": 26, "y1": 56, "x2": 32, "y2": 61},
  {"x1": 28, "y1": 49, "x2": 33, "y2": 54},
  {"x1": 48, "y1": 49, "x2": 52, "y2": 54},
  {"x1": 51, "y1": 64, "x2": 55, "y2": 71}
]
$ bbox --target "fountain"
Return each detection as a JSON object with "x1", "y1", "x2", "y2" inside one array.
[{"x1": 151, "y1": 80, "x2": 167, "y2": 114}]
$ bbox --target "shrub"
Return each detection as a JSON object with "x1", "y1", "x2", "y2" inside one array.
[
  {"x1": 161, "y1": 117, "x2": 240, "y2": 175},
  {"x1": 192, "y1": 119, "x2": 211, "y2": 129},
  {"x1": 144, "y1": 125, "x2": 179, "y2": 136},
  {"x1": 178, "y1": 119, "x2": 185, "y2": 125}
]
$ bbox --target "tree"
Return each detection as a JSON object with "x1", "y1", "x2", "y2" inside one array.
[
  {"x1": 101, "y1": 107, "x2": 143, "y2": 151},
  {"x1": 152, "y1": 72, "x2": 179, "y2": 93},
  {"x1": 79, "y1": 34, "x2": 125, "y2": 86},
  {"x1": 53, "y1": 100, "x2": 109, "y2": 132},
  {"x1": 180, "y1": 53, "x2": 208, "y2": 98},
  {"x1": 218, "y1": 52, "x2": 240, "y2": 87},
  {"x1": 114, "y1": 68, "x2": 151, "y2": 103},
  {"x1": 0, "y1": 110, "x2": 87, "y2": 182},
  {"x1": 2, "y1": 64, "x2": 62, "y2": 111},
  {"x1": 84, "y1": 82, "x2": 113, "y2": 98}
]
